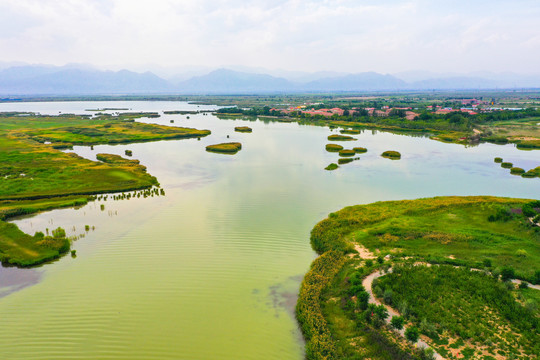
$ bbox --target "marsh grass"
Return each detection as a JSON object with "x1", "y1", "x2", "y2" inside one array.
[
  {"x1": 325, "y1": 144, "x2": 343, "y2": 152},
  {"x1": 325, "y1": 163, "x2": 339, "y2": 171},
  {"x1": 381, "y1": 150, "x2": 401, "y2": 159},
  {"x1": 328, "y1": 134, "x2": 356, "y2": 141},
  {"x1": 234, "y1": 126, "x2": 253, "y2": 133},
  {"x1": 205, "y1": 142, "x2": 242, "y2": 154}
]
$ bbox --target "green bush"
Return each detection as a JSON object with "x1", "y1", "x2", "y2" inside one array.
[
  {"x1": 390, "y1": 315, "x2": 404, "y2": 330},
  {"x1": 494, "y1": 157, "x2": 503, "y2": 163},
  {"x1": 296, "y1": 251, "x2": 347, "y2": 360},
  {"x1": 501, "y1": 267, "x2": 515, "y2": 281},
  {"x1": 405, "y1": 326, "x2": 420, "y2": 342},
  {"x1": 500, "y1": 162, "x2": 513, "y2": 169}
]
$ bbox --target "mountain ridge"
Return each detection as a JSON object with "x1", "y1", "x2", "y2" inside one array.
[{"x1": 0, "y1": 64, "x2": 539, "y2": 95}]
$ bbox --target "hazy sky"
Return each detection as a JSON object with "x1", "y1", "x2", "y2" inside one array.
[{"x1": 1, "y1": 0, "x2": 539, "y2": 74}]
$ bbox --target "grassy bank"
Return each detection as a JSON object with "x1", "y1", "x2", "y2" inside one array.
[
  {"x1": 298, "y1": 196, "x2": 540, "y2": 360},
  {"x1": 0, "y1": 113, "x2": 211, "y2": 267}
]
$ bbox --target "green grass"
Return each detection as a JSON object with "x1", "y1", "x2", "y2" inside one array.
[
  {"x1": 205, "y1": 142, "x2": 242, "y2": 154},
  {"x1": 300, "y1": 196, "x2": 540, "y2": 360},
  {"x1": 0, "y1": 113, "x2": 212, "y2": 266},
  {"x1": 318, "y1": 197, "x2": 539, "y2": 279},
  {"x1": 0, "y1": 137, "x2": 158, "y2": 200},
  {"x1": 0, "y1": 221, "x2": 70, "y2": 267}
]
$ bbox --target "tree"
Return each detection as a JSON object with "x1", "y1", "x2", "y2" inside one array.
[
  {"x1": 405, "y1": 326, "x2": 420, "y2": 342},
  {"x1": 501, "y1": 267, "x2": 515, "y2": 281},
  {"x1": 391, "y1": 316, "x2": 404, "y2": 330},
  {"x1": 356, "y1": 291, "x2": 369, "y2": 310}
]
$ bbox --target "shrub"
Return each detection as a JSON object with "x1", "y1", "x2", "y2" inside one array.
[
  {"x1": 501, "y1": 162, "x2": 513, "y2": 169},
  {"x1": 501, "y1": 267, "x2": 515, "y2": 281},
  {"x1": 365, "y1": 259, "x2": 373, "y2": 267},
  {"x1": 383, "y1": 289, "x2": 394, "y2": 305},
  {"x1": 494, "y1": 157, "x2": 503, "y2": 163},
  {"x1": 391, "y1": 316, "x2": 404, "y2": 330},
  {"x1": 357, "y1": 290, "x2": 370, "y2": 310},
  {"x1": 52, "y1": 227, "x2": 66, "y2": 239},
  {"x1": 516, "y1": 249, "x2": 527, "y2": 258},
  {"x1": 405, "y1": 326, "x2": 420, "y2": 342},
  {"x1": 487, "y1": 207, "x2": 513, "y2": 222}
]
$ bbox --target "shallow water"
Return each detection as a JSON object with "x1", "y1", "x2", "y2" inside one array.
[{"x1": 0, "y1": 101, "x2": 538, "y2": 359}]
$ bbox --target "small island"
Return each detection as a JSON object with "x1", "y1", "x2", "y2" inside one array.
[
  {"x1": 325, "y1": 144, "x2": 343, "y2": 152},
  {"x1": 338, "y1": 149, "x2": 355, "y2": 157},
  {"x1": 205, "y1": 142, "x2": 242, "y2": 154},
  {"x1": 381, "y1": 150, "x2": 401, "y2": 159},
  {"x1": 338, "y1": 158, "x2": 354, "y2": 165},
  {"x1": 325, "y1": 163, "x2": 338, "y2": 171},
  {"x1": 353, "y1": 147, "x2": 367, "y2": 153},
  {"x1": 234, "y1": 126, "x2": 253, "y2": 133},
  {"x1": 328, "y1": 134, "x2": 356, "y2": 141}
]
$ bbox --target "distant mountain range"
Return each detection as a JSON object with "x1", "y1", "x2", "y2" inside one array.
[{"x1": 1, "y1": 64, "x2": 539, "y2": 95}]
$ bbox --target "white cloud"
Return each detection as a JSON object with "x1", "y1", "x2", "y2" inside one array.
[{"x1": 0, "y1": 0, "x2": 539, "y2": 74}]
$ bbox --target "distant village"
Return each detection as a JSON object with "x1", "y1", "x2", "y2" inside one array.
[{"x1": 270, "y1": 98, "x2": 525, "y2": 120}]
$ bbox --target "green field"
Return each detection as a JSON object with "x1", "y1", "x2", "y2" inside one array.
[
  {"x1": 0, "y1": 113, "x2": 211, "y2": 266},
  {"x1": 298, "y1": 196, "x2": 540, "y2": 360}
]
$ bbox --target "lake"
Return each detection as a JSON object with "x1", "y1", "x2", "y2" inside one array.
[{"x1": 0, "y1": 101, "x2": 538, "y2": 359}]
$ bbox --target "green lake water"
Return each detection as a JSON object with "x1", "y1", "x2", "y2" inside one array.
[{"x1": 0, "y1": 101, "x2": 538, "y2": 359}]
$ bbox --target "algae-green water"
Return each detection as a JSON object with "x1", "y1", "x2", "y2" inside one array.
[{"x1": 0, "y1": 101, "x2": 539, "y2": 359}]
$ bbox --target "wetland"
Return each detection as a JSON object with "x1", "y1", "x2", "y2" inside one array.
[{"x1": 0, "y1": 100, "x2": 538, "y2": 360}]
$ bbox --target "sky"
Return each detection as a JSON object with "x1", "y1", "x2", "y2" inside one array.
[{"x1": 1, "y1": 0, "x2": 539, "y2": 75}]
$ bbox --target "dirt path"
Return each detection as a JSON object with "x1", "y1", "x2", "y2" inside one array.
[{"x1": 362, "y1": 269, "x2": 444, "y2": 360}]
